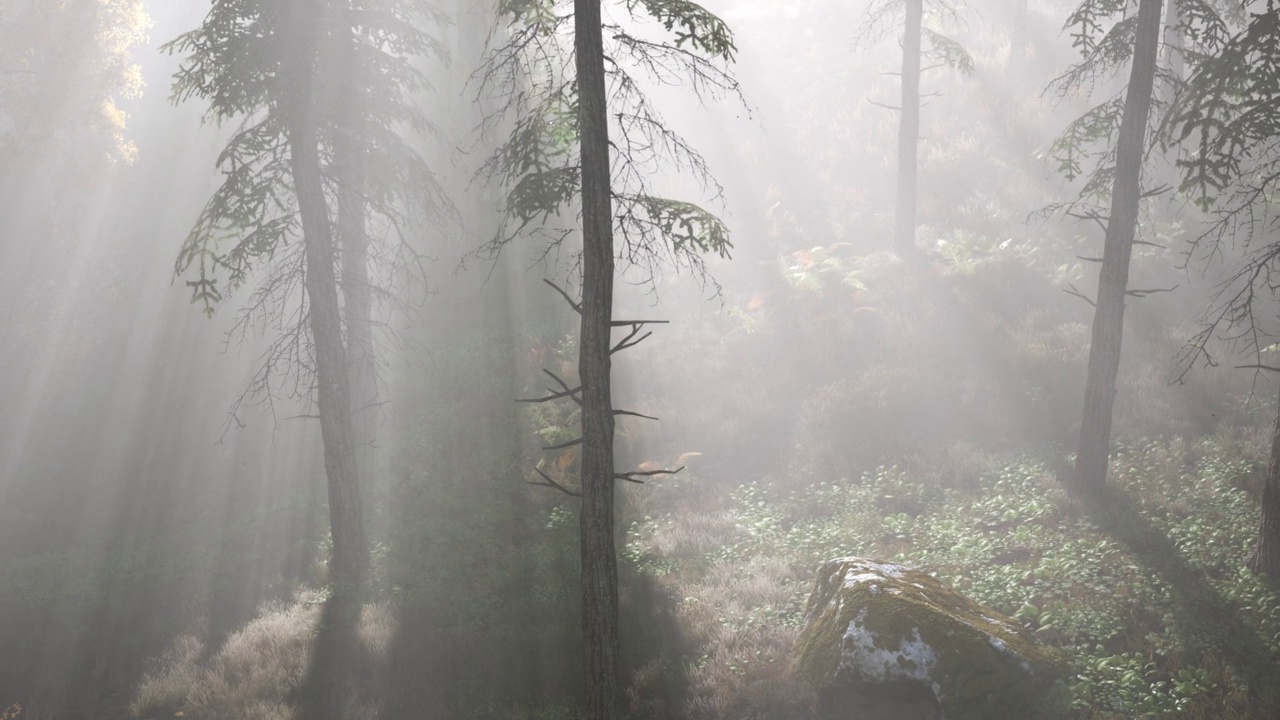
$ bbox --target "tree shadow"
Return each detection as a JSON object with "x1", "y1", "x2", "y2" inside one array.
[
  {"x1": 294, "y1": 592, "x2": 369, "y2": 720},
  {"x1": 1074, "y1": 483, "x2": 1280, "y2": 710}
]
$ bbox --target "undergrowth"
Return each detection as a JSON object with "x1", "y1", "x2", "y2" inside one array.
[{"x1": 623, "y1": 436, "x2": 1280, "y2": 720}]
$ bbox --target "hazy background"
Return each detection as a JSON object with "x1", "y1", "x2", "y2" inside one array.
[{"x1": 1, "y1": 0, "x2": 1273, "y2": 717}]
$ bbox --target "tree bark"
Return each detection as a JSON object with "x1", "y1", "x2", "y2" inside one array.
[
  {"x1": 895, "y1": 0, "x2": 922, "y2": 253},
  {"x1": 575, "y1": 1, "x2": 620, "y2": 718},
  {"x1": 1247, "y1": 384, "x2": 1280, "y2": 579},
  {"x1": 280, "y1": 0, "x2": 369, "y2": 596},
  {"x1": 290, "y1": 121, "x2": 369, "y2": 595},
  {"x1": 334, "y1": 32, "x2": 378, "y2": 459},
  {"x1": 1073, "y1": 0, "x2": 1163, "y2": 494}
]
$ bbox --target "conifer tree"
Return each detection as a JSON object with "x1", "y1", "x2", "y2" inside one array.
[
  {"x1": 167, "y1": 0, "x2": 447, "y2": 597},
  {"x1": 854, "y1": 0, "x2": 973, "y2": 251},
  {"x1": 1046, "y1": 0, "x2": 1235, "y2": 492},
  {"x1": 1167, "y1": 4, "x2": 1280, "y2": 577},
  {"x1": 480, "y1": 1, "x2": 740, "y2": 715}
]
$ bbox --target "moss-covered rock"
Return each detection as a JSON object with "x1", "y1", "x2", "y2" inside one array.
[{"x1": 795, "y1": 557, "x2": 1063, "y2": 720}]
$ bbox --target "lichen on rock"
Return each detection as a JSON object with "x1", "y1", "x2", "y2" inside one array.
[{"x1": 795, "y1": 557, "x2": 1063, "y2": 720}]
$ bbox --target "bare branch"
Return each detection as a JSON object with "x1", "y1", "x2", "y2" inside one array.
[
  {"x1": 866, "y1": 98, "x2": 902, "y2": 111},
  {"x1": 543, "y1": 437, "x2": 584, "y2": 451},
  {"x1": 1064, "y1": 284, "x2": 1097, "y2": 307},
  {"x1": 1235, "y1": 364, "x2": 1280, "y2": 373},
  {"x1": 615, "y1": 465, "x2": 686, "y2": 483},
  {"x1": 611, "y1": 321, "x2": 654, "y2": 354},
  {"x1": 543, "y1": 278, "x2": 582, "y2": 313},
  {"x1": 516, "y1": 369, "x2": 583, "y2": 405},
  {"x1": 1126, "y1": 285, "x2": 1179, "y2": 297},
  {"x1": 614, "y1": 409, "x2": 660, "y2": 421},
  {"x1": 530, "y1": 468, "x2": 582, "y2": 497}
]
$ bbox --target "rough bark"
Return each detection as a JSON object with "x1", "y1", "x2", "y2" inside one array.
[
  {"x1": 335, "y1": 40, "x2": 378, "y2": 458},
  {"x1": 1073, "y1": 0, "x2": 1163, "y2": 493},
  {"x1": 895, "y1": 0, "x2": 922, "y2": 253},
  {"x1": 280, "y1": 0, "x2": 369, "y2": 595},
  {"x1": 575, "y1": 1, "x2": 620, "y2": 718},
  {"x1": 1247, "y1": 385, "x2": 1280, "y2": 579}
]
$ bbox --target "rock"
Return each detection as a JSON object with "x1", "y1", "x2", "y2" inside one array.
[{"x1": 795, "y1": 557, "x2": 1062, "y2": 720}]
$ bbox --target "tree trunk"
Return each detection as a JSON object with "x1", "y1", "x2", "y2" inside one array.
[
  {"x1": 895, "y1": 0, "x2": 922, "y2": 253},
  {"x1": 1013, "y1": 0, "x2": 1029, "y2": 60},
  {"x1": 1247, "y1": 385, "x2": 1280, "y2": 579},
  {"x1": 1164, "y1": 0, "x2": 1184, "y2": 83},
  {"x1": 335, "y1": 56, "x2": 378, "y2": 459},
  {"x1": 278, "y1": 0, "x2": 369, "y2": 593},
  {"x1": 1073, "y1": 0, "x2": 1163, "y2": 494},
  {"x1": 290, "y1": 119, "x2": 369, "y2": 595},
  {"x1": 575, "y1": 1, "x2": 620, "y2": 718}
]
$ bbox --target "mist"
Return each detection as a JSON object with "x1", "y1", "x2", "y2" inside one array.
[{"x1": 3, "y1": 1, "x2": 1280, "y2": 719}]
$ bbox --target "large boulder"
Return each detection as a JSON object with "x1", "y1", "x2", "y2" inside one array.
[{"x1": 795, "y1": 557, "x2": 1062, "y2": 720}]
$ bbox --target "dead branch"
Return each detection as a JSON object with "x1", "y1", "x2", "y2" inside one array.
[
  {"x1": 543, "y1": 437, "x2": 584, "y2": 451},
  {"x1": 615, "y1": 465, "x2": 685, "y2": 483},
  {"x1": 614, "y1": 409, "x2": 660, "y2": 421},
  {"x1": 1236, "y1": 364, "x2": 1280, "y2": 373},
  {"x1": 1066, "y1": 209, "x2": 1109, "y2": 233},
  {"x1": 516, "y1": 369, "x2": 583, "y2": 405},
  {"x1": 1126, "y1": 285, "x2": 1179, "y2": 297},
  {"x1": 530, "y1": 468, "x2": 582, "y2": 497},
  {"x1": 543, "y1": 278, "x2": 582, "y2": 313},
  {"x1": 610, "y1": 319, "x2": 669, "y2": 327},
  {"x1": 1064, "y1": 283, "x2": 1097, "y2": 307},
  {"x1": 612, "y1": 322, "x2": 653, "y2": 354},
  {"x1": 866, "y1": 97, "x2": 902, "y2": 111}
]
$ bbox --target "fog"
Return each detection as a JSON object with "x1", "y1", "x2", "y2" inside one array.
[{"x1": 2, "y1": 1, "x2": 1279, "y2": 719}]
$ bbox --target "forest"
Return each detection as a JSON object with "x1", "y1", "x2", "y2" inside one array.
[{"x1": 3, "y1": 0, "x2": 1280, "y2": 718}]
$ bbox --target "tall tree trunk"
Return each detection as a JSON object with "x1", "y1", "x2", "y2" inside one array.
[
  {"x1": 1073, "y1": 0, "x2": 1163, "y2": 494},
  {"x1": 1013, "y1": 0, "x2": 1029, "y2": 60},
  {"x1": 575, "y1": 1, "x2": 619, "y2": 718},
  {"x1": 279, "y1": 0, "x2": 369, "y2": 594},
  {"x1": 290, "y1": 121, "x2": 369, "y2": 595},
  {"x1": 895, "y1": 0, "x2": 922, "y2": 253},
  {"x1": 335, "y1": 57, "x2": 378, "y2": 460},
  {"x1": 1248, "y1": 385, "x2": 1280, "y2": 579}
]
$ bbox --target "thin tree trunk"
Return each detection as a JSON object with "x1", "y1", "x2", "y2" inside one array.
[
  {"x1": 575, "y1": 1, "x2": 619, "y2": 718},
  {"x1": 1164, "y1": 0, "x2": 1184, "y2": 83},
  {"x1": 895, "y1": 0, "x2": 922, "y2": 253},
  {"x1": 1247, "y1": 385, "x2": 1280, "y2": 579},
  {"x1": 1013, "y1": 0, "x2": 1029, "y2": 60},
  {"x1": 1073, "y1": 0, "x2": 1163, "y2": 493}
]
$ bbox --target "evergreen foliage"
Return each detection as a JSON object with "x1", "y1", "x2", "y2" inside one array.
[
  {"x1": 167, "y1": 0, "x2": 448, "y2": 323},
  {"x1": 477, "y1": 0, "x2": 741, "y2": 280}
]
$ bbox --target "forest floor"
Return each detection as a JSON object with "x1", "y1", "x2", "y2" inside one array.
[{"x1": 622, "y1": 435, "x2": 1280, "y2": 719}]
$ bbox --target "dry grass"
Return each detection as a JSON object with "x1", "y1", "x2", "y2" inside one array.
[
  {"x1": 677, "y1": 557, "x2": 817, "y2": 720},
  {"x1": 130, "y1": 591, "x2": 394, "y2": 720}
]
